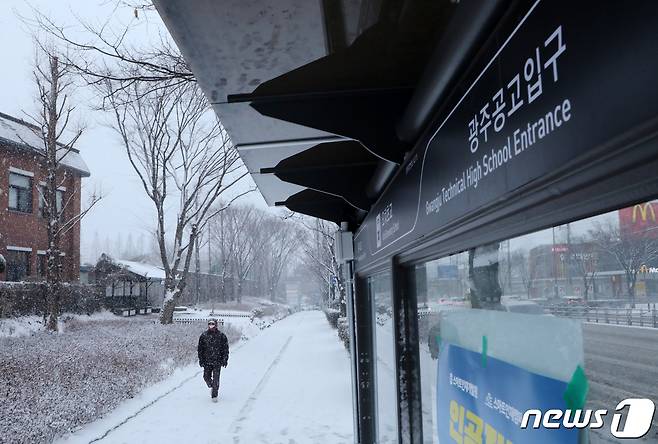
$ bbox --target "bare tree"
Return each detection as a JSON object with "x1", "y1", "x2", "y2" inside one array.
[
  {"x1": 31, "y1": 4, "x2": 194, "y2": 103},
  {"x1": 106, "y1": 81, "x2": 247, "y2": 323},
  {"x1": 589, "y1": 220, "x2": 658, "y2": 308},
  {"x1": 298, "y1": 217, "x2": 345, "y2": 312},
  {"x1": 27, "y1": 49, "x2": 101, "y2": 331},
  {"x1": 569, "y1": 238, "x2": 598, "y2": 302},
  {"x1": 511, "y1": 250, "x2": 533, "y2": 299},
  {"x1": 208, "y1": 206, "x2": 239, "y2": 303},
  {"x1": 206, "y1": 204, "x2": 266, "y2": 304},
  {"x1": 230, "y1": 206, "x2": 265, "y2": 303},
  {"x1": 260, "y1": 216, "x2": 301, "y2": 302}
]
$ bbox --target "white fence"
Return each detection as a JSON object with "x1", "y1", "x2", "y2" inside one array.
[
  {"x1": 549, "y1": 306, "x2": 658, "y2": 328},
  {"x1": 172, "y1": 317, "x2": 225, "y2": 327}
]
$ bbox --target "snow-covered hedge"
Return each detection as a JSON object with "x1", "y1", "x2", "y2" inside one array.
[
  {"x1": 251, "y1": 302, "x2": 292, "y2": 330},
  {"x1": 0, "y1": 282, "x2": 102, "y2": 318},
  {"x1": 324, "y1": 308, "x2": 341, "y2": 329},
  {"x1": 0, "y1": 316, "x2": 241, "y2": 443},
  {"x1": 337, "y1": 316, "x2": 350, "y2": 351}
]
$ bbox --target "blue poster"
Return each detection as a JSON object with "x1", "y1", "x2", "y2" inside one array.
[{"x1": 438, "y1": 343, "x2": 579, "y2": 443}]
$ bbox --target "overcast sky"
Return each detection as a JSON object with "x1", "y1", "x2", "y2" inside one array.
[
  {"x1": 0, "y1": 0, "x2": 267, "y2": 262},
  {"x1": 0, "y1": 0, "x2": 627, "y2": 267}
]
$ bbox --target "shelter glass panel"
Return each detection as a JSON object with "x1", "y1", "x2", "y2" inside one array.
[
  {"x1": 369, "y1": 271, "x2": 398, "y2": 443},
  {"x1": 414, "y1": 200, "x2": 658, "y2": 443}
]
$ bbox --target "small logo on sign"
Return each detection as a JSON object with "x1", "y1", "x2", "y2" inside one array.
[{"x1": 520, "y1": 399, "x2": 655, "y2": 438}]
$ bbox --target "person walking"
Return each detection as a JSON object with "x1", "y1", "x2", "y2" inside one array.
[{"x1": 197, "y1": 319, "x2": 229, "y2": 402}]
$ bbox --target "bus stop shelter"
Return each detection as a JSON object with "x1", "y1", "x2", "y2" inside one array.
[{"x1": 154, "y1": 1, "x2": 658, "y2": 441}]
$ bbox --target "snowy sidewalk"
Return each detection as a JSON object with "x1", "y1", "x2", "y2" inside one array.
[{"x1": 56, "y1": 311, "x2": 354, "y2": 444}]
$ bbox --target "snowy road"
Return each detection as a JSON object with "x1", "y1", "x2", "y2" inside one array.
[
  {"x1": 584, "y1": 323, "x2": 658, "y2": 443},
  {"x1": 57, "y1": 311, "x2": 354, "y2": 444}
]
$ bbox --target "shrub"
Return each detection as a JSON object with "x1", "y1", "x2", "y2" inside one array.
[
  {"x1": 0, "y1": 282, "x2": 102, "y2": 318},
  {"x1": 324, "y1": 308, "x2": 340, "y2": 329},
  {"x1": 250, "y1": 307, "x2": 265, "y2": 319},
  {"x1": 336, "y1": 317, "x2": 350, "y2": 350}
]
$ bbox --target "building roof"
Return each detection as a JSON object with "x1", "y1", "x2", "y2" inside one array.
[
  {"x1": 0, "y1": 112, "x2": 91, "y2": 177},
  {"x1": 113, "y1": 258, "x2": 167, "y2": 280}
]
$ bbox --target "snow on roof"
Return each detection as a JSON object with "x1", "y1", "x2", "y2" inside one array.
[
  {"x1": 113, "y1": 259, "x2": 166, "y2": 280},
  {"x1": 0, "y1": 112, "x2": 91, "y2": 177}
]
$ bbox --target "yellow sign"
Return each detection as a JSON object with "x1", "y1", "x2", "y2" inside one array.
[
  {"x1": 636, "y1": 281, "x2": 647, "y2": 298},
  {"x1": 632, "y1": 203, "x2": 656, "y2": 223}
]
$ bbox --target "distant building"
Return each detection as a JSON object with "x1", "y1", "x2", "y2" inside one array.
[
  {"x1": 527, "y1": 240, "x2": 658, "y2": 301},
  {"x1": 0, "y1": 112, "x2": 90, "y2": 282}
]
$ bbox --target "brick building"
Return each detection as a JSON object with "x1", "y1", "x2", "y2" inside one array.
[{"x1": 0, "y1": 112, "x2": 90, "y2": 282}]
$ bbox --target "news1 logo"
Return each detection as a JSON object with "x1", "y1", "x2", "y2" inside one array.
[{"x1": 521, "y1": 399, "x2": 656, "y2": 438}]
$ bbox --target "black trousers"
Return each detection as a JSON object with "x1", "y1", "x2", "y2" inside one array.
[{"x1": 203, "y1": 365, "x2": 221, "y2": 398}]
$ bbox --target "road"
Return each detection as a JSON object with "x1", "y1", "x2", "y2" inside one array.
[
  {"x1": 584, "y1": 323, "x2": 658, "y2": 443},
  {"x1": 56, "y1": 311, "x2": 354, "y2": 444}
]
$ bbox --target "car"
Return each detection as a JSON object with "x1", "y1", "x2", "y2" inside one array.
[{"x1": 564, "y1": 296, "x2": 586, "y2": 306}]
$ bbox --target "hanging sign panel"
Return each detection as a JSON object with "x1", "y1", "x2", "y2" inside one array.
[
  {"x1": 438, "y1": 343, "x2": 579, "y2": 444},
  {"x1": 354, "y1": 0, "x2": 658, "y2": 271}
]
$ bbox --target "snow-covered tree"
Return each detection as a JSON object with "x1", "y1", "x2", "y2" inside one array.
[
  {"x1": 569, "y1": 237, "x2": 599, "y2": 302},
  {"x1": 27, "y1": 51, "x2": 101, "y2": 331},
  {"x1": 232, "y1": 207, "x2": 265, "y2": 303},
  {"x1": 589, "y1": 220, "x2": 658, "y2": 307},
  {"x1": 298, "y1": 217, "x2": 345, "y2": 312},
  {"x1": 260, "y1": 216, "x2": 301, "y2": 302},
  {"x1": 208, "y1": 206, "x2": 238, "y2": 303},
  {"x1": 511, "y1": 249, "x2": 533, "y2": 299},
  {"x1": 106, "y1": 81, "x2": 246, "y2": 324}
]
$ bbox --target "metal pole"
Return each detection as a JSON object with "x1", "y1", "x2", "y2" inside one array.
[
  {"x1": 566, "y1": 223, "x2": 573, "y2": 289},
  {"x1": 194, "y1": 233, "x2": 200, "y2": 306},
  {"x1": 207, "y1": 224, "x2": 212, "y2": 305},
  {"x1": 552, "y1": 227, "x2": 559, "y2": 299},
  {"x1": 507, "y1": 239, "x2": 512, "y2": 295}
]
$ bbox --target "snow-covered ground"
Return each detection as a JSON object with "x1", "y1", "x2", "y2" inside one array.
[
  {"x1": 56, "y1": 311, "x2": 354, "y2": 444},
  {"x1": 0, "y1": 310, "x2": 120, "y2": 338}
]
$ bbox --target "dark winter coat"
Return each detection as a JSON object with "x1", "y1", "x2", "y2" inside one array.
[{"x1": 198, "y1": 329, "x2": 229, "y2": 367}]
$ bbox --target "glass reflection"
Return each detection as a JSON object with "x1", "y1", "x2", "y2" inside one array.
[{"x1": 416, "y1": 201, "x2": 658, "y2": 443}]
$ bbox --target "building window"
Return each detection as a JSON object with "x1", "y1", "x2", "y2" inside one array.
[
  {"x1": 6, "y1": 250, "x2": 31, "y2": 281},
  {"x1": 39, "y1": 187, "x2": 64, "y2": 218},
  {"x1": 37, "y1": 254, "x2": 47, "y2": 278},
  {"x1": 8, "y1": 172, "x2": 33, "y2": 213}
]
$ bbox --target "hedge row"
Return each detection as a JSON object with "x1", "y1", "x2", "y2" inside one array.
[
  {"x1": 324, "y1": 308, "x2": 341, "y2": 328},
  {"x1": 324, "y1": 309, "x2": 350, "y2": 350},
  {"x1": 0, "y1": 282, "x2": 102, "y2": 318},
  {"x1": 337, "y1": 317, "x2": 350, "y2": 350}
]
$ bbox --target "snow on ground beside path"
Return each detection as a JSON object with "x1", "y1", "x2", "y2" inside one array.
[
  {"x1": 0, "y1": 314, "x2": 44, "y2": 337},
  {"x1": 2, "y1": 316, "x2": 239, "y2": 443},
  {"x1": 56, "y1": 311, "x2": 354, "y2": 444},
  {"x1": 0, "y1": 310, "x2": 120, "y2": 338}
]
